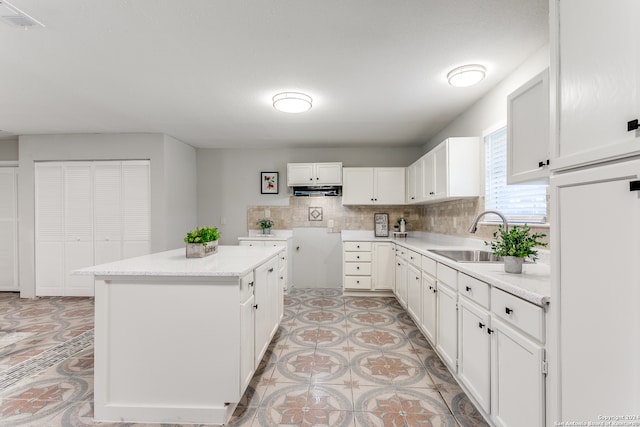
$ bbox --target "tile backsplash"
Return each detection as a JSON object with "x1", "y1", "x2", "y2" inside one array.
[{"x1": 247, "y1": 195, "x2": 550, "y2": 247}]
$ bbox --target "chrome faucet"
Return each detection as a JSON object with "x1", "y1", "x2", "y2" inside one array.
[{"x1": 468, "y1": 210, "x2": 508, "y2": 233}]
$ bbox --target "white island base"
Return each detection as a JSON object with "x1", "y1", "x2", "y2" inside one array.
[{"x1": 81, "y1": 246, "x2": 284, "y2": 425}]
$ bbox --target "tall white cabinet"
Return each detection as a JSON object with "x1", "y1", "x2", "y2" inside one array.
[
  {"x1": 0, "y1": 166, "x2": 19, "y2": 291},
  {"x1": 35, "y1": 161, "x2": 151, "y2": 296}
]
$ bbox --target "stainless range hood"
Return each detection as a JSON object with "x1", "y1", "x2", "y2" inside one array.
[{"x1": 292, "y1": 186, "x2": 342, "y2": 197}]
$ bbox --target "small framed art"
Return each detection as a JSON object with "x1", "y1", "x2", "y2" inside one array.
[
  {"x1": 261, "y1": 172, "x2": 279, "y2": 194},
  {"x1": 374, "y1": 213, "x2": 389, "y2": 237}
]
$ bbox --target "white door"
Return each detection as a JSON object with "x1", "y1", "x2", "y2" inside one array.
[
  {"x1": 433, "y1": 142, "x2": 448, "y2": 198},
  {"x1": 292, "y1": 228, "x2": 342, "y2": 288},
  {"x1": 372, "y1": 242, "x2": 394, "y2": 290},
  {"x1": 406, "y1": 162, "x2": 417, "y2": 202},
  {"x1": 63, "y1": 162, "x2": 94, "y2": 296},
  {"x1": 374, "y1": 168, "x2": 405, "y2": 205},
  {"x1": 35, "y1": 163, "x2": 65, "y2": 296},
  {"x1": 287, "y1": 163, "x2": 314, "y2": 186},
  {"x1": 551, "y1": 158, "x2": 640, "y2": 420},
  {"x1": 315, "y1": 163, "x2": 342, "y2": 185},
  {"x1": 491, "y1": 318, "x2": 544, "y2": 427},
  {"x1": 422, "y1": 152, "x2": 435, "y2": 199},
  {"x1": 406, "y1": 263, "x2": 421, "y2": 321},
  {"x1": 122, "y1": 161, "x2": 151, "y2": 258},
  {"x1": 436, "y1": 283, "x2": 457, "y2": 372},
  {"x1": 0, "y1": 167, "x2": 18, "y2": 291},
  {"x1": 458, "y1": 297, "x2": 491, "y2": 413},
  {"x1": 240, "y1": 294, "x2": 255, "y2": 391},
  {"x1": 553, "y1": 0, "x2": 640, "y2": 169},
  {"x1": 395, "y1": 257, "x2": 407, "y2": 308},
  {"x1": 94, "y1": 162, "x2": 122, "y2": 265},
  {"x1": 342, "y1": 168, "x2": 373, "y2": 205},
  {"x1": 420, "y1": 272, "x2": 437, "y2": 345}
]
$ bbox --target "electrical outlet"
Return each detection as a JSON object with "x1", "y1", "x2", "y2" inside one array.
[
  {"x1": 220, "y1": 217, "x2": 226, "y2": 225},
  {"x1": 264, "y1": 209, "x2": 270, "y2": 218},
  {"x1": 328, "y1": 219, "x2": 334, "y2": 227},
  {"x1": 430, "y1": 217, "x2": 434, "y2": 226},
  {"x1": 453, "y1": 218, "x2": 457, "y2": 228}
]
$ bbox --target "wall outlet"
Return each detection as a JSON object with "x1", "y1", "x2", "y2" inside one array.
[
  {"x1": 328, "y1": 219, "x2": 334, "y2": 227},
  {"x1": 264, "y1": 209, "x2": 270, "y2": 218},
  {"x1": 453, "y1": 218, "x2": 457, "y2": 228},
  {"x1": 220, "y1": 217, "x2": 226, "y2": 225},
  {"x1": 430, "y1": 217, "x2": 434, "y2": 227}
]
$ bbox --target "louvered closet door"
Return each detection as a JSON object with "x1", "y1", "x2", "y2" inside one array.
[
  {"x1": 63, "y1": 162, "x2": 94, "y2": 296},
  {"x1": 0, "y1": 167, "x2": 18, "y2": 291},
  {"x1": 122, "y1": 161, "x2": 150, "y2": 258},
  {"x1": 94, "y1": 162, "x2": 122, "y2": 265},
  {"x1": 35, "y1": 163, "x2": 65, "y2": 296}
]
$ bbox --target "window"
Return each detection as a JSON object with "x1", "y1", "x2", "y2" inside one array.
[{"x1": 484, "y1": 125, "x2": 547, "y2": 222}]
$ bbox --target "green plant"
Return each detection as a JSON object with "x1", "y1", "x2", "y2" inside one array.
[
  {"x1": 257, "y1": 218, "x2": 274, "y2": 229},
  {"x1": 396, "y1": 217, "x2": 408, "y2": 225},
  {"x1": 184, "y1": 226, "x2": 220, "y2": 246},
  {"x1": 485, "y1": 224, "x2": 547, "y2": 260}
]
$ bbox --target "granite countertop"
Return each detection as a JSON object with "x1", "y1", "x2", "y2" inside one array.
[
  {"x1": 75, "y1": 246, "x2": 283, "y2": 277},
  {"x1": 341, "y1": 230, "x2": 551, "y2": 307}
]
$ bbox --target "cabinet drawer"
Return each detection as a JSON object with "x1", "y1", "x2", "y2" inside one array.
[
  {"x1": 344, "y1": 241, "x2": 372, "y2": 252},
  {"x1": 344, "y1": 252, "x2": 372, "y2": 262},
  {"x1": 267, "y1": 242, "x2": 287, "y2": 248},
  {"x1": 437, "y1": 263, "x2": 457, "y2": 290},
  {"x1": 407, "y1": 250, "x2": 421, "y2": 267},
  {"x1": 491, "y1": 288, "x2": 544, "y2": 342},
  {"x1": 422, "y1": 255, "x2": 436, "y2": 276},
  {"x1": 239, "y1": 240, "x2": 264, "y2": 247},
  {"x1": 344, "y1": 262, "x2": 372, "y2": 276},
  {"x1": 344, "y1": 276, "x2": 372, "y2": 289},
  {"x1": 458, "y1": 274, "x2": 490, "y2": 309},
  {"x1": 239, "y1": 272, "x2": 254, "y2": 303},
  {"x1": 395, "y1": 245, "x2": 408, "y2": 259}
]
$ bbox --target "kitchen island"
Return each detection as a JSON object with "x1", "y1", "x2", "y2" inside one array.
[{"x1": 76, "y1": 245, "x2": 284, "y2": 425}]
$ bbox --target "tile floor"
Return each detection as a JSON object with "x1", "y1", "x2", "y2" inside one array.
[{"x1": 0, "y1": 289, "x2": 488, "y2": 427}]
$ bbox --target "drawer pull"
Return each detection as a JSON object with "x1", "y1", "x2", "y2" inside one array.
[
  {"x1": 357, "y1": 245, "x2": 360, "y2": 248},
  {"x1": 432, "y1": 288, "x2": 437, "y2": 294},
  {"x1": 357, "y1": 256, "x2": 360, "y2": 259},
  {"x1": 280, "y1": 276, "x2": 284, "y2": 280},
  {"x1": 478, "y1": 322, "x2": 485, "y2": 329},
  {"x1": 397, "y1": 263, "x2": 401, "y2": 266},
  {"x1": 487, "y1": 328, "x2": 494, "y2": 335},
  {"x1": 428, "y1": 285, "x2": 433, "y2": 290},
  {"x1": 253, "y1": 304, "x2": 258, "y2": 309},
  {"x1": 268, "y1": 268, "x2": 274, "y2": 273},
  {"x1": 357, "y1": 280, "x2": 360, "y2": 284},
  {"x1": 465, "y1": 286, "x2": 471, "y2": 292},
  {"x1": 249, "y1": 281, "x2": 254, "y2": 287},
  {"x1": 356, "y1": 266, "x2": 360, "y2": 270},
  {"x1": 415, "y1": 276, "x2": 420, "y2": 280},
  {"x1": 505, "y1": 307, "x2": 513, "y2": 315}
]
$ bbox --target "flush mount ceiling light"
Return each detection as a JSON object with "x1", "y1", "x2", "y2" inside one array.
[
  {"x1": 447, "y1": 64, "x2": 486, "y2": 87},
  {"x1": 272, "y1": 92, "x2": 312, "y2": 113},
  {"x1": 0, "y1": 0, "x2": 44, "y2": 28}
]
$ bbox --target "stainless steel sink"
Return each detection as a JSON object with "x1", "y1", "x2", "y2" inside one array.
[{"x1": 429, "y1": 249, "x2": 503, "y2": 263}]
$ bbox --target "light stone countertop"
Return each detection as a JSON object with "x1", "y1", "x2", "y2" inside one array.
[
  {"x1": 238, "y1": 229, "x2": 293, "y2": 241},
  {"x1": 75, "y1": 245, "x2": 283, "y2": 278},
  {"x1": 341, "y1": 230, "x2": 551, "y2": 307}
]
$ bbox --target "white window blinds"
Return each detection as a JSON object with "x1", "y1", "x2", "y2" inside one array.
[{"x1": 484, "y1": 126, "x2": 547, "y2": 222}]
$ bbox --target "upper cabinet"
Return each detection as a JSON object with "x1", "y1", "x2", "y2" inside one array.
[
  {"x1": 407, "y1": 137, "x2": 480, "y2": 204},
  {"x1": 507, "y1": 68, "x2": 550, "y2": 184},
  {"x1": 406, "y1": 158, "x2": 423, "y2": 203},
  {"x1": 551, "y1": 0, "x2": 640, "y2": 171},
  {"x1": 342, "y1": 167, "x2": 405, "y2": 205},
  {"x1": 287, "y1": 162, "x2": 342, "y2": 186}
]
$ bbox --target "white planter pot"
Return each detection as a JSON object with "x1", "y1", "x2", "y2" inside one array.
[
  {"x1": 503, "y1": 256, "x2": 524, "y2": 274},
  {"x1": 186, "y1": 241, "x2": 219, "y2": 258}
]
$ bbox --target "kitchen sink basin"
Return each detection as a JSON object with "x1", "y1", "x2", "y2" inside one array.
[{"x1": 429, "y1": 249, "x2": 503, "y2": 263}]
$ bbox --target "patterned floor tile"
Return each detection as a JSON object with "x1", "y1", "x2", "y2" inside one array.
[{"x1": 351, "y1": 352, "x2": 428, "y2": 387}]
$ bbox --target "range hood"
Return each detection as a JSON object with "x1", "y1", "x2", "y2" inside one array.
[{"x1": 293, "y1": 186, "x2": 342, "y2": 197}]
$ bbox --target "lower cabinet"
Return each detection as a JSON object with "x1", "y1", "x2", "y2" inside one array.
[
  {"x1": 420, "y1": 271, "x2": 437, "y2": 345},
  {"x1": 395, "y1": 256, "x2": 408, "y2": 308},
  {"x1": 343, "y1": 241, "x2": 395, "y2": 291},
  {"x1": 436, "y1": 282, "x2": 457, "y2": 372},
  {"x1": 239, "y1": 293, "x2": 255, "y2": 392},
  {"x1": 372, "y1": 242, "x2": 395, "y2": 290},
  {"x1": 254, "y1": 256, "x2": 279, "y2": 368},
  {"x1": 406, "y1": 263, "x2": 421, "y2": 321}
]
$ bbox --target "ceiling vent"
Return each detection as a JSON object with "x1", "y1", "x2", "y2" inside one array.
[{"x1": 0, "y1": 1, "x2": 44, "y2": 28}]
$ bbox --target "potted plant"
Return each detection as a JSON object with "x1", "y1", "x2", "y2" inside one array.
[
  {"x1": 485, "y1": 224, "x2": 547, "y2": 273},
  {"x1": 184, "y1": 226, "x2": 220, "y2": 258},
  {"x1": 257, "y1": 218, "x2": 274, "y2": 235},
  {"x1": 396, "y1": 217, "x2": 408, "y2": 232}
]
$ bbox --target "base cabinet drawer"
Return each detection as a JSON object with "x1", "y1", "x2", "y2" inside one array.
[
  {"x1": 344, "y1": 276, "x2": 372, "y2": 289},
  {"x1": 344, "y1": 241, "x2": 372, "y2": 252},
  {"x1": 344, "y1": 262, "x2": 372, "y2": 276},
  {"x1": 491, "y1": 288, "x2": 544, "y2": 342}
]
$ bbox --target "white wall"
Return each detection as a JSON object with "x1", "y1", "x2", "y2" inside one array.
[
  {"x1": 425, "y1": 44, "x2": 550, "y2": 151},
  {"x1": 164, "y1": 135, "x2": 198, "y2": 249},
  {"x1": 196, "y1": 146, "x2": 421, "y2": 245},
  {"x1": 0, "y1": 139, "x2": 18, "y2": 161},
  {"x1": 18, "y1": 133, "x2": 196, "y2": 297}
]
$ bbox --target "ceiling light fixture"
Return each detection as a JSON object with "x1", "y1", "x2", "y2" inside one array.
[
  {"x1": 272, "y1": 92, "x2": 312, "y2": 113},
  {"x1": 0, "y1": 1, "x2": 44, "y2": 28},
  {"x1": 447, "y1": 64, "x2": 486, "y2": 87}
]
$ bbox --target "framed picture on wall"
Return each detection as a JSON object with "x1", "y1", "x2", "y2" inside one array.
[
  {"x1": 261, "y1": 172, "x2": 279, "y2": 194},
  {"x1": 374, "y1": 213, "x2": 389, "y2": 237}
]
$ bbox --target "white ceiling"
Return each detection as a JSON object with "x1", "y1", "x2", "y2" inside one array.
[{"x1": 0, "y1": 0, "x2": 548, "y2": 149}]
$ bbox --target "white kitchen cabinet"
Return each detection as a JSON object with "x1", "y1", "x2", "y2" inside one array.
[
  {"x1": 458, "y1": 297, "x2": 491, "y2": 413},
  {"x1": 372, "y1": 242, "x2": 395, "y2": 291},
  {"x1": 239, "y1": 239, "x2": 290, "y2": 291},
  {"x1": 0, "y1": 166, "x2": 19, "y2": 291},
  {"x1": 287, "y1": 162, "x2": 342, "y2": 186},
  {"x1": 239, "y1": 272, "x2": 255, "y2": 392},
  {"x1": 394, "y1": 254, "x2": 408, "y2": 309},
  {"x1": 551, "y1": 0, "x2": 640, "y2": 170},
  {"x1": 35, "y1": 161, "x2": 151, "y2": 297},
  {"x1": 406, "y1": 159, "x2": 423, "y2": 203},
  {"x1": 406, "y1": 262, "x2": 421, "y2": 322},
  {"x1": 507, "y1": 68, "x2": 550, "y2": 184},
  {"x1": 422, "y1": 137, "x2": 480, "y2": 202},
  {"x1": 550, "y1": 158, "x2": 640, "y2": 421},
  {"x1": 254, "y1": 256, "x2": 279, "y2": 367},
  {"x1": 419, "y1": 256, "x2": 437, "y2": 346},
  {"x1": 490, "y1": 317, "x2": 545, "y2": 427},
  {"x1": 342, "y1": 167, "x2": 405, "y2": 205},
  {"x1": 435, "y1": 263, "x2": 458, "y2": 372}
]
